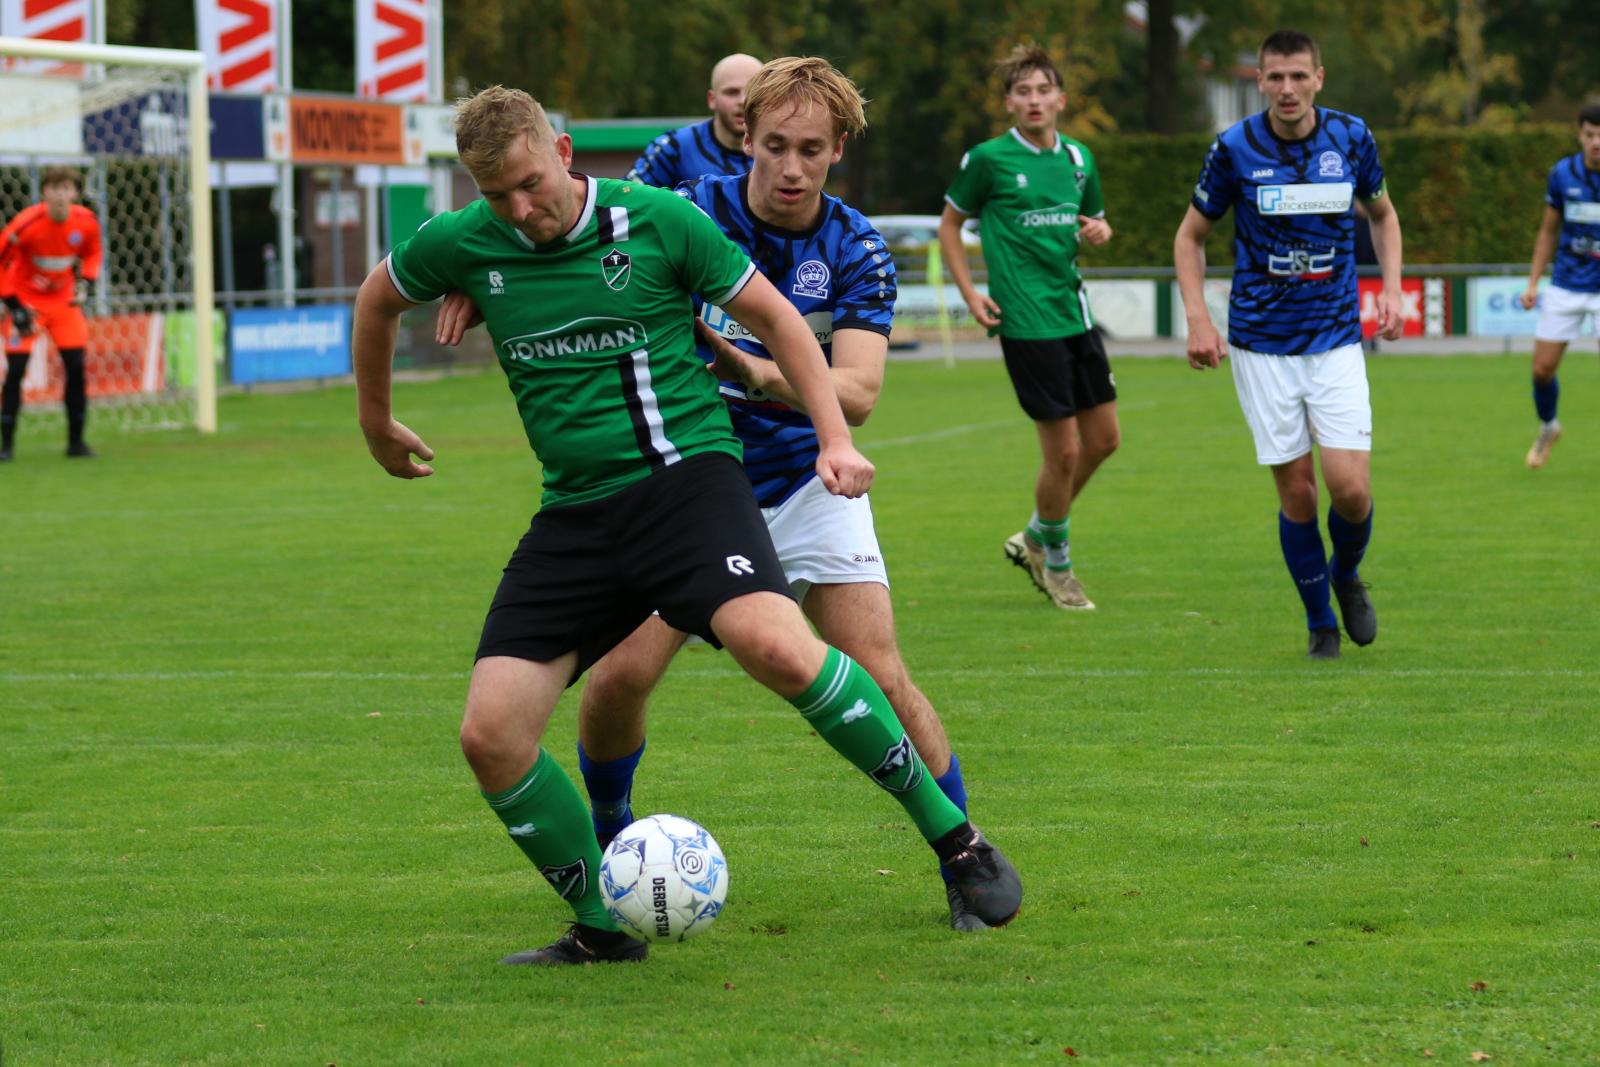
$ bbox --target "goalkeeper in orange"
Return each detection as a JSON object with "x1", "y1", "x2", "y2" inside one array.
[{"x1": 0, "y1": 165, "x2": 103, "y2": 460}]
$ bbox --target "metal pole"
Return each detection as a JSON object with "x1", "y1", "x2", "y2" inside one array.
[
  {"x1": 218, "y1": 164, "x2": 237, "y2": 310},
  {"x1": 331, "y1": 168, "x2": 344, "y2": 293}
]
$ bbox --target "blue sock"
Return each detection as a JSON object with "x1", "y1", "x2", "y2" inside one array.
[
  {"x1": 934, "y1": 753, "x2": 969, "y2": 884},
  {"x1": 1533, "y1": 376, "x2": 1559, "y2": 424},
  {"x1": 576, "y1": 740, "x2": 645, "y2": 844},
  {"x1": 1279, "y1": 512, "x2": 1337, "y2": 631},
  {"x1": 1327, "y1": 503, "x2": 1373, "y2": 585}
]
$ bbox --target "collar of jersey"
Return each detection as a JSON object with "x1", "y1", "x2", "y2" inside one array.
[
  {"x1": 1260, "y1": 106, "x2": 1323, "y2": 146},
  {"x1": 510, "y1": 173, "x2": 597, "y2": 251},
  {"x1": 738, "y1": 172, "x2": 830, "y2": 239},
  {"x1": 1008, "y1": 127, "x2": 1063, "y2": 155}
]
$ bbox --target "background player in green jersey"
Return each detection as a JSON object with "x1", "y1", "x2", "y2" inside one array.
[
  {"x1": 938, "y1": 44, "x2": 1119, "y2": 612},
  {"x1": 353, "y1": 85, "x2": 1020, "y2": 965}
]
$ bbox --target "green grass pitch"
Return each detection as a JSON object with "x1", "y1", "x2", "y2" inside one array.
[{"x1": 2, "y1": 353, "x2": 1597, "y2": 1064}]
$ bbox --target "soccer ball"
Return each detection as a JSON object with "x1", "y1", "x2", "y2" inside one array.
[{"x1": 600, "y1": 814, "x2": 729, "y2": 943}]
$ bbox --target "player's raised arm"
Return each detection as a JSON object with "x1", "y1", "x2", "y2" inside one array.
[
  {"x1": 723, "y1": 270, "x2": 874, "y2": 497},
  {"x1": 1173, "y1": 205, "x2": 1226, "y2": 369},
  {"x1": 353, "y1": 261, "x2": 435, "y2": 479}
]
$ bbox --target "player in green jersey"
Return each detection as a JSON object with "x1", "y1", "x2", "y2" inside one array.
[
  {"x1": 352, "y1": 85, "x2": 1021, "y2": 965},
  {"x1": 938, "y1": 44, "x2": 1119, "y2": 612}
]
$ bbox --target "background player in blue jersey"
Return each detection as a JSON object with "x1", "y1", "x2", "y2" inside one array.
[
  {"x1": 626, "y1": 53, "x2": 761, "y2": 188},
  {"x1": 436, "y1": 58, "x2": 1021, "y2": 933},
  {"x1": 1173, "y1": 29, "x2": 1405, "y2": 661},
  {"x1": 1518, "y1": 104, "x2": 1600, "y2": 469}
]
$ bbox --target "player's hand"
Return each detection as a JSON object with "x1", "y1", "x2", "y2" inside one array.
[
  {"x1": 1375, "y1": 287, "x2": 1405, "y2": 341},
  {"x1": 8, "y1": 305, "x2": 33, "y2": 337},
  {"x1": 435, "y1": 290, "x2": 484, "y2": 346},
  {"x1": 1078, "y1": 216, "x2": 1113, "y2": 246},
  {"x1": 1519, "y1": 286, "x2": 1539, "y2": 312},
  {"x1": 815, "y1": 441, "x2": 874, "y2": 499},
  {"x1": 1186, "y1": 319, "x2": 1227, "y2": 370},
  {"x1": 70, "y1": 279, "x2": 90, "y2": 307},
  {"x1": 362, "y1": 417, "x2": 435, "y2": 479},
  {"x1": 694, "y1": 319, "x2": 747, "y2": 384},
  {"x1": 967, "y1": 293, "x2": 1002, "y2": 329}
]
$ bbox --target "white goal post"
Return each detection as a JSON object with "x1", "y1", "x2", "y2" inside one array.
[{"x1": 0, "y1": 36, "x2": 215, "y2": 434}]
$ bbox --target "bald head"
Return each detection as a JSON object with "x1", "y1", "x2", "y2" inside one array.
[{"x1": 707, "y1": 53, "x2": 763, "y2": 149}]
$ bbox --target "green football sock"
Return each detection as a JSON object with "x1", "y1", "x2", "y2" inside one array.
[
  {"x1": 482, "y1": 748, "x2": 619, "y2": 931},
  {"x1": 1028, "y1": 511, "x2": 1072, "y2": 571},
  {"x1": 789, "y1": 646, "x2": 966, "y2": 842}
]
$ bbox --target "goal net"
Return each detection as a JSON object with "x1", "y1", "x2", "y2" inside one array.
[{"x1": 0, "y1": 38, "x2": 214, "y2": 434}]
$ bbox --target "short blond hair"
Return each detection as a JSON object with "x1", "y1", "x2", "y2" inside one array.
[
  {"x1": 454, "y1": 85, "x2": 557, "y2": 176},
  {"x1": 743, "y1": 56, "x2": 867, "y2": 140}
]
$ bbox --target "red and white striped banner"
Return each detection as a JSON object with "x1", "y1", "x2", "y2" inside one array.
[
  {"x1": 0, "y1": 0, "x2": 97, "y2": 73},
  {"x1": 355, "y1": 0, "x2": 435, "y2": 102},
  {"x1": 195, "y1": 0, "x2": 283, "y2": 93}
]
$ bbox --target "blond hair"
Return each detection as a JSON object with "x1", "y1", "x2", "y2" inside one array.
[
  {"x1": 743, "y1": 56, "x2": 867, "y2": 140},
  {"x1": 996, "y1": 44, "x2": 1060, "y2": 93},
  {"x1": 454, "y1": 85, "x2": 557, "y2": 176}
]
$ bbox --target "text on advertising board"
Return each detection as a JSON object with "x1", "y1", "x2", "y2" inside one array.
[{"x1": 288, "y1": 97, "x2": 404, "y2": 164}]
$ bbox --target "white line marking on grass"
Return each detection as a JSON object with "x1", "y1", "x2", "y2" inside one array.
[{"x1": 861, "y1": 420, "x2": 1012, "y2": 450}]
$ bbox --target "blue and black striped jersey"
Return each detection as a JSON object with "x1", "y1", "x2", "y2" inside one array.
[
  {"x1": 627, "y1": 119, "x2": 752, "y2": 188},
  {"x1": 681, "y1": 173, "x2": 896, "y2": 507},
  {"x1": 1545, "y1": 153, "x2": 1600, "y2": 293},
  {"x1": 1192, "y1": 107, "x2": 1386, "y2": 355}
]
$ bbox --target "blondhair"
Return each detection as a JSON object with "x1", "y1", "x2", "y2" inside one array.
[
  {"x1": 454, "y1": 85, "x2": 558, "y2": 176},
  {"x1": 743, "y1": 56, "x2": 868, "y2": 139}
]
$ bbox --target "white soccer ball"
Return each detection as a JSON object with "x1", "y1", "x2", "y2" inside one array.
[{"x1": 600, "y1": 814, "x2": 729, "y2": 943}]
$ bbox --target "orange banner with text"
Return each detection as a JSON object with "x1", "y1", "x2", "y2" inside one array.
[{"x1": 288, "y1": 96, "x2": 405, "y2": 164}]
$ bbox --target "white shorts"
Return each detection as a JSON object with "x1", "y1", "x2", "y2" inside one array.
[
  {"x1": 762, "y1": 474, "x2": 888, "y2": 602},
  {"x1": 1229, "y1": 342, "x2": 1371, "y2": 465},
  {"x1": 1534, "y1": 284, "x2": 1600, "y2": 343}
]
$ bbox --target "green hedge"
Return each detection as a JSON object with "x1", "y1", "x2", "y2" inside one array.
[{"x1": 1079, "y1": 124, "x2": 1576, "y2": 269}]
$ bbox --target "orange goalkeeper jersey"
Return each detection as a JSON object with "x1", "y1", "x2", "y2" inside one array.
[{"x1": 0, "y1": 203, "x2": 102, "y2": 306}]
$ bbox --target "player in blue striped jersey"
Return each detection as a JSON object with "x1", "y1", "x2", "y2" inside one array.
[
  {"x1": 626, "y1": 53, "x2": 760, "y2": 188},
  {"x1": 1174, "y1": 29, "x2": 1405, "y2": 660},
  {"x1": 1519, "y1": 104, "x2": 1600, "y2": 469}
]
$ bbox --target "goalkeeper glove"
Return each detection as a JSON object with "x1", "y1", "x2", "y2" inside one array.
[{"x1": 4, "y1": 296, "x2": 32, "y2": 338}]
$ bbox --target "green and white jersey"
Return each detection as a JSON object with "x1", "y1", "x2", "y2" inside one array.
[
  {"x1": 944, "y1": 128, "x2": 1105, "y2": 340},
  {"x1": 387, "y1": 175, "x2": 757, "y2": 508}
]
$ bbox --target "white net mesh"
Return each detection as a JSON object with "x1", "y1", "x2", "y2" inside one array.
[{"x1": 0, "y1": 53, "x2": 200, "y2": 433}]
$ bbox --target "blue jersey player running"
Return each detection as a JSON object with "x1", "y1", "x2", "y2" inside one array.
[
  {"x1": 626, "y1": 53, "x2": 760, "y2": 188},
  {"x1": 1173, "y1": 29, "x2": 1405, "y2": 661},
  {"x1": 1519, "y1": 104, "x2": 1600, "y2": 469},
  {"x1": 437, "y1": 58, "x2": 1021, "y2": 933}
]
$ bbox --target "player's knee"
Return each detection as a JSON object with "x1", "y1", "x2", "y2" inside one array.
[
  {"x1": 581, "y1": 661, "x2": 654, "y2": 719},
  {"x1": 458, "y1": 703, "x2": 516, "y2": 770},
  {"x1": 734, "y1": 630, "x2": 819, "y2": 695},
  {"x1": 1087, "y1": 427, "x2": 1120, "y2": 463}
]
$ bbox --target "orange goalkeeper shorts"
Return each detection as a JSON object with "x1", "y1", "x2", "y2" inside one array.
[{"x1": 6, "y1": 301, "x2": 88, "y2": 355}]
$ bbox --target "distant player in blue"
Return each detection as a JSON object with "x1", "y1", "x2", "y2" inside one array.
[
  {"x1": 626, "y1": 53, "x2": 760, "y2": 188},
  {"x1": 1173, "y1": 29, "x2": 1405, "y2": 660},
  {"x1": 437, "y1": 58, "x2": 1022, "y2": 932},
  {"x1": 1519, "y1": 103, "x2": 1600, "y2": 469}
]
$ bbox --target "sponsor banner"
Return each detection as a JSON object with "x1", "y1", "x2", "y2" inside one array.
[
  {"x1": 288, "y1": 96, "x2": 405, "y2": 164},
  {"x1": 210, "y1": 92, "x2": 266, "y2": 159},
  {"x1": 1358, "y1": 276, "x2": 1426, "y2": 338},
  {"x1": 356, "y1": 0, "x2": 434, "y2": 102},
  {"x1": 1083, "y1": 280, "x2": 1157, "y2": 339},
  {"x1": 196, "y1": 0, "x2": 282, "y2": 93},
  {"x1": 82, "y1": 89, "x2": 185, "y2": 157},
  {"x1": 405, "y1": 102, "x2": 453, "y2": 161},
  {"x1": 229, "y1": 305, "x2": 351, "y2": 383},
  {"x1": 1468, "y1": 276, "x2": 1544, "y2": 336},
  {"x1": 0, "y1": 0, "x2": 95, "y2": 75},
  {"x1": 20, "y1": 313, "x2": 166, "y2": 404},
  {"x1": 1256, "y1": 182, "x2": 1354, "y2": 215},
  {"x1": 0, "y1": 74, "x2": 83, "y2": 153}
]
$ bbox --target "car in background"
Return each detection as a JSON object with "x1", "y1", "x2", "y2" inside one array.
[{"x1": 868, "y1": 214, "x2": 981, "y2": 251}]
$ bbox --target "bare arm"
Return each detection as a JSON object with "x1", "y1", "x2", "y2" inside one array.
[
  {"x1": 938, "y1": 203, "x2": 1000, "y2": 329},
  {"x1": 723, "y1": 271, "x2": 873, "y2": 497},
  {"x1": 353, "y1": 262, "x2": 435, "y2": 478},
  {"x1": 704, "y1": 324, "x2": 886, "y2": 427},
  {"x1": 1173, "y1": 205, "x2": 1226, "y2": 369},
  {"x1": 1522, "y1": 205, "x2": 1562, "y2": 310},
  {"x1": 1363, "y1": 193, "x2": 1405, "y2": 341}
]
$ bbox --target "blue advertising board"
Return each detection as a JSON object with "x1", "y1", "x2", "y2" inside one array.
[
  {"x1": 1468, "y1": 277, "x2": 1544, "y2": 336},
  {"x1": 81, "y1": 91, "x2": 265, "y2": 160},
  {"x1": 209, "y1": 94, "x2": 266, "y2": 160},
  {"x1": 229, "y1": 306, "x2": 351, "y2": 384}
]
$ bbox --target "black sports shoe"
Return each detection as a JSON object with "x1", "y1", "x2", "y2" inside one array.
[
  {"x1": 946, "y1": 882, "x2": 988, "y2": 932},
  {"x1": 500, "y1": 923, "x2": 647, "y2": 966},
  {"x1": 1332, "y1": 576, "x2": 1377, "y2": 646},
  {"x1": 0, "y1": 446, "x2": 12, "y2": 462},
  {"x1": 1307, "y1": 626, "x2": 1341, "y2": 660},
  {"x1": 932, "y1": 823, "x2": 1022, "y2": 927},
  {"x1": 65, "y1": 441, "x2": 96, "y2": 458}
]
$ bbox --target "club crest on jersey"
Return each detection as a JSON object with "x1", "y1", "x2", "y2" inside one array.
[
  {"x1": 1318, "y1": 151, "x2": 1344, "y2": 177},
  {"x1": 600, "y1": 248, "x2": 631, "y2": 291},
  {"x1": 68, "y1": 231, "x2": 83, "y2": 247},
  {"x1": 1074, "y1": 169, "x2": 1087, "y2": 192},
  {"x1": 792, "y1": 259, "x2": 830, "y2": 299}
]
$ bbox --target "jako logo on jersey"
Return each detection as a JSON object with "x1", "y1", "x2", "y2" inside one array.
[
  {"x1": 792, "y1": 260, "x2": 830, "y2": 299},
  {"x1": 840, "y1": 700, "x2": 871, "y2": 724},
  {"x1": 1268, "y1": 248, "x2": 1336, "y2": 279},
  {"x1": 601, "y1": 248, "x2": 632, "y2": 290},
  {"x1": 488, "y1": 270, "x2": 505, "y2": 295},
  {"x1": 501, "y1": 316, "x2": 648, "y2": 361},
  {"x1": 726, "y1": 554, "x2": 754, "y2": 576},
  {"x1": 1015, "y1": 202, "x2": 1080, "y2": 228},
  {"x1": 1318, "y1": 151, "x2": 1344, "y2": 177},
  {"x1": 1251, "y1": 168, "x2": 1276, "y2": 179}
]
